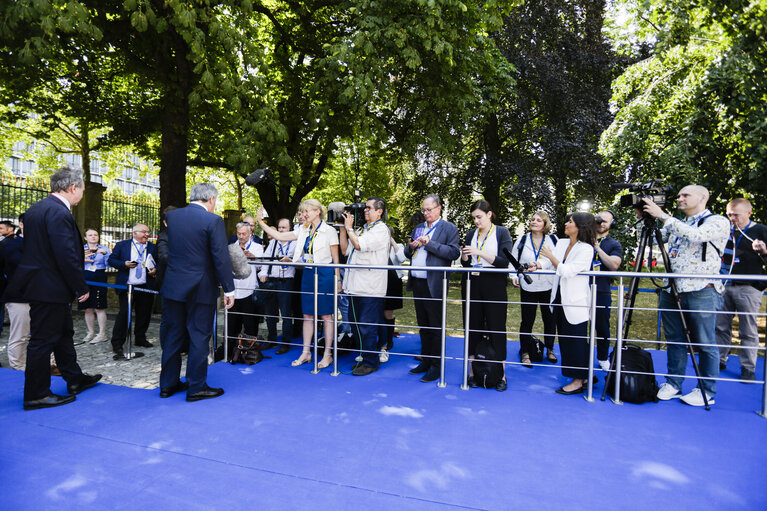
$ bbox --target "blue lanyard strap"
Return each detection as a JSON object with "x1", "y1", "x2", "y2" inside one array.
[{"x1": 529, "y1": 234, "x2": 544, "y2": 260}]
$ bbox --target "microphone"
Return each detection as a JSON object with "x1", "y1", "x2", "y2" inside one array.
[
  {"x1": 245, "y1": 167, "x2": 268, "y2": 187},
  {"x1": 503, "y1": 247, "x2": 533, "y2": 284}
]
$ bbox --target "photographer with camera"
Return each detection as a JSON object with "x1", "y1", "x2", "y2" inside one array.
[
  {"x1": 641, "y1": 185, "x2": 729, "y2": 406},
  {"x1": 339, "y1": 197, "x2": 390, "y2": 376}
]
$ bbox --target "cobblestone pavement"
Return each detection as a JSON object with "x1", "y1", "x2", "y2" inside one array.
[{"x1": 0, "y1": 309, "x2": 265, "y2": 390}]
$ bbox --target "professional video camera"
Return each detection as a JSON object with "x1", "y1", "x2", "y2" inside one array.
[
  {"x1": 615, "y1": 180, "x2": 673, "y2": 210},
  {"x1": 327, "y1": 191, "x2": 367, "y2": 228}
]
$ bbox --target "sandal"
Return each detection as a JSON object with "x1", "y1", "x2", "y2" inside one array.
[
  {"x1": 291, "y1": 352, "x2": 312, "y2": 367},
  {"x1": 547, "y1": 350, "x2": 558, "y2": 364},
  {"x1": 520, "y1": 353, "x2": 533, "y2": 368},
  {"x1": 318, "y1": 355, "x2": 333, "y2": 369}
]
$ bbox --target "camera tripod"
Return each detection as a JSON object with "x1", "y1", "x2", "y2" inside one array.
[{"x1": 600, "y1": 213, "x2": 712, "y2": 410}]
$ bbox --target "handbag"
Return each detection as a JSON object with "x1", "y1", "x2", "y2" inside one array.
[{"x1": 230, "y1": 335, "x2": 264, "y2": 365}]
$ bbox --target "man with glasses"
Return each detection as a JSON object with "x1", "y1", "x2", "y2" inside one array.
[
  {"x1": 340, "y1": 198, "x2": 390, "y2": 375},
  {"x1": 592, "y1": 210, "x2": 623, "y2": 371},
  {"x1": 108, "y1": 223, "x2": 158, "y2": 360},
  {"x1": 404, "y1": 193, "x2": 460, "y2": 383},
  {"x1": 716, "y1": 198, "x2": 767, "y2": 381}
]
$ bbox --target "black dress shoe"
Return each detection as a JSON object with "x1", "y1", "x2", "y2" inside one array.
[
  {"x1": 409, "y1": 361, "x2": 430, "y2": 374},
  {"x1": 67, "y1": 374, "x2": 103, "y2": 395},
  {"x1": 467, "y1": 376, "x2": 479, "y2": 388},
  {"x1": 496, "y1": 379, "x2": 508, "y2": 392},
  {"x1": 160, "y1": 381, "x2": 189, "y2": 398},
  {"x1": 555, "y1": 385, "x2": 584, "y2": 395},
  {"x1": 186, "y1": 385, "x2": 224, "y2": 402},
  {"x1": 352, "y1": 364, "x2": 379, "y2": 376},
  {"x1": 420, "y1": 366, "x2": 440, "y2": 382},
  {"x1": 275, "y1": 344, "x2": 290, "y2": 355},
  {"x1": 24, "y1": 393, "x2": 76, "y2": 410},
  {"x1": 134, "y1": 340, "x2": 154, "y2": 348},
  {"x1": 259, "y1": 341, "x2": 277, "y2": 351}
]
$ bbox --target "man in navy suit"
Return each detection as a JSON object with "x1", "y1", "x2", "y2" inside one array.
[
  {"x1": 404, "y1": 193, "x2": 460, "y2": 383},
  {"x1": 108, "y1": 223, "x2": 158, "y2": 359},
  {"x1": 160, "y1": 183, "x2": 235, "y2": 401},
  {"x1": 8, "y1": 166, "x2": 101, "y2": 410}
]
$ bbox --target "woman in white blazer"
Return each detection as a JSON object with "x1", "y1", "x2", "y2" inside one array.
[{"x1": 535, "y1": 212, "x2": 597, "y2": 395}]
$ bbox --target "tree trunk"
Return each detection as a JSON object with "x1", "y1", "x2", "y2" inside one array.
[{"x1": 79, "y1": 122, "x2": 91, "y2": 182}]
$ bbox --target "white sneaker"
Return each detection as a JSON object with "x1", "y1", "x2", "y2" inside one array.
[
  {"x1": 82, "y1": 332, "x2": 95, "y2": 344},
  {"x1": 681, "y1": 388, "x2": 715, "y2": 406},
  {"x1": 355, "y1": 355, "x2": 363, "y2": 362},
  {"x1": 657, "y1": 383, "x2": 682, "y2": 401},
  {"x1": 598, "y1": 359, "x2": 610, "y2": 372},
  {"x1": 90, "y1": 333, "x2": 107, "y2": 344},
  {"x1": 379, "y1": 350, "x2": 389, "y2": 363}
]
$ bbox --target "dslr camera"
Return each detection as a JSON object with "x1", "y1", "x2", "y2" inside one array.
[
  {"x1": 327, "y1": 198, "x2": 366, "y2": 228},
  {"x1": 616, "y1": 180, "x2": 673, "y2": 210}
]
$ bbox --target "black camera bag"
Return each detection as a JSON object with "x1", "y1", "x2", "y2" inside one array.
[
  {"x1": 472, "y1": 335, "x2": 503, "y2": 388},
  {"x1": 528, "y1": 335, "x2": 545, "y2": 363},
  {"x1": 605, "y1": 343, "x2": 659, "y2": 404}
]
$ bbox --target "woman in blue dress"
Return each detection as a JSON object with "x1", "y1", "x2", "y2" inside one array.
[
  {"x1": 258, "y1": 200, "x2": 340, "y2": 369},
  {"x1": 79, "y1": 228, "x2": 111, "y2": 344}
]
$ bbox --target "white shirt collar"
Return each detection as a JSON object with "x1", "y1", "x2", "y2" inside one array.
[
  {"x1": 191, "y1": 202, "x2": 208, "y2": 211},
  {"x1": 51, "y1": 193, "x2": 71, "y2": 210}
]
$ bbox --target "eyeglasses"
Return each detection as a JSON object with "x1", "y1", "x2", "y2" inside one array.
[
  {"x1": 135, "y1": 230, "x2": 150, "y2": 234},
  {"x1": 421, "y1": 205, "x2": 439, "y2": 214}
]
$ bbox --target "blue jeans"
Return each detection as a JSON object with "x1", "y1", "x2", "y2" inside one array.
[
  {"x1": 337, "y1": 294, "x2": 352, "y2": 335},
  {"x1": 659, "y1": 286, "x2": 722, "y2": 396},
  {"x1": 349, "y1": 295, "x2": 383, "y2": 368}
]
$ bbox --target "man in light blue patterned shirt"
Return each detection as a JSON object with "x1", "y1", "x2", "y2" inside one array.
[{"x1": 642, "y1": 185, "x2": 729, "y2": 406}]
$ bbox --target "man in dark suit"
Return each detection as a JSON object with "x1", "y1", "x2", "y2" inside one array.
[
  {"x1": 108, "y1": 223, "x2": 158, "y2": 359},
  {"x1": 160, "y1": 183, "x2": 235, "y2": 401},
  {"x1": 8, "y1": 166, "x2": 101, "y2": 410},
  {"x1": 404, "y1": 193, "x2": 460, "y2": 383}
]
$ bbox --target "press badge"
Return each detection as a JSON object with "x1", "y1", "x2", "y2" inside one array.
[
  {"x1": 733, "y1": 257, "x2": 740, "y2": 263},
  {"x1": 303, "y1": 255, "x2": 313, "y2": 264},
  {"x1": 669, "y1": 245, "x2": 680, "y2": 258},
  {"x1": 471, "y1": 263, "x2": 482, "y2": 276},
  {"x1": 593, "y1": 260, "x2": 601, "y2": 271}
]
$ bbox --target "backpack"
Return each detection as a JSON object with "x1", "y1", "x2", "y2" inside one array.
[
  {"x1": 517, "y1": 233, "x2": 559, "y2": 261},
  {"x1": 472, "y1": 335, "x2": 504, "y2": 388},
  {"x1": 528, "y1": 335, "x2": 545, "y2": 363},
  {"x1": 605, "y1": 343, "x2": 659, "y2": 404}
]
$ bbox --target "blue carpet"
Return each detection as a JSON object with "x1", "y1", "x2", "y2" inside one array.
[{"x1": 1, "y1": 334, "x2": 765, "y2": 510}]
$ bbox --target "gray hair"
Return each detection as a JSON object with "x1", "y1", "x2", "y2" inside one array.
[
  {"x1": 236, "y1": 221, "x2": 252, "y2": 232},
  {"x1": 190, "y1": 183, "x2": 218, "y2": 202},
  {"x1": 50, "y1": 166, "x2": 84, "y2": 193},
  {"x1": 424, "y1": 193, "x2": 441, "y2": 207}
]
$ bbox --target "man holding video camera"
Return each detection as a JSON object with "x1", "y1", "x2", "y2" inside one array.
[
  {"x1": 641, "y1": 185, "x2": 729, "y2": 406},
  {"x1": 339, "y1": 197, "x2": 390, "y2": 376}
]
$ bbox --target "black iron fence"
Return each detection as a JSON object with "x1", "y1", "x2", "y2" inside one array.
[{"x1": 0, "y1": 174, "x2": 160, "y2": 245}]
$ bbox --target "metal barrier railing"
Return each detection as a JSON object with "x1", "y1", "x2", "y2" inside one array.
[{"x1": 85, "y1": 261, "x2": 767, "y2": 417}]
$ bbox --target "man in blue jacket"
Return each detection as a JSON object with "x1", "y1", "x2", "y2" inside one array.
[
  {"x1": 108, "y1": 223, "x2": 158, "y2": 359},
  {"x1": 404, "y1": 193, "x2": 460, "y2": 383},
  {"x1": 8, "y1": 166, "x2": 101, "y2": 410},
  {"x1": 159, "y1": 183, "x2": 235, "y2": 401}
]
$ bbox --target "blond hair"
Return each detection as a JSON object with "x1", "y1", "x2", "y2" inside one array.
[
  {"x1": 532, "y1": 210, "x2": 552, "y2": 234},
  {"x1": 299, "y1": 199, "x2": 327, "y2": 226}
]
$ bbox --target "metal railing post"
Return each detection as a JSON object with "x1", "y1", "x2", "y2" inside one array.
[
  {"x1": 585, "y1": 281, "x2": 597, "y2": 402},
  {"x1": 332, "y1": 269, "x2": 340, "y2": 376},
  {"x1": 612, "y1": 278, "x2": 625, "y2": 405},
  {"x1": 223, "y1": 297, "x2": 229, "y2": 363},
  {"x1": 461, "y1": 275, "x2": 471, "y2": 390},
  {"x1": 758, "y1": 329, "x2": 767, "y2": 418},
  {"x1": 125, "y1": 284, "x2": 134, "y2": 359},
  {"x1": 438, "y1": 271, "x2": 448, "y2": 388},
  {"x1": 311, "y1": 265, "x2": 320, "y2": 374}
]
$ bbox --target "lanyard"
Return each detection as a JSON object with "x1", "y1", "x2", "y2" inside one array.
[
  {"x1": 132, "y1": 241, "x2": 146, "y2": 262},
  {"x1": 365, "y1": 219, "x2": 382, "y2": 232},
  {"x1": 307, "y1": 222, "x2": 322, "y2": 255},
  {"x1": 278, "y1": 241, "x2": 291, "y2": 271},
  {"x1": 529, "y1": 234, "x2": 544, "y2": 261},
  {"x1": 474, "y1": 225, "x2": 494, "y2": 265},
  {"x1": 731, "y1": 221, "x2": 752, "y2": 253},
  {"x1": 244, "y1": 239, "x2": 252, "y2": 252}
]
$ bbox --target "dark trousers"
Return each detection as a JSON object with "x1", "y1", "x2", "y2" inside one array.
[
  {"x1": 263, "y1": 279, "x2": 294, "y2": 341},
  {"x1": 519, "y1": 287, "x2": 556, "y2": 353},
  {"x1": 160, "y1": 298, "x2": 216, "y2": 394},
  {"x1": 350, "y1": 295, "x2": 384, "y2": 368},
  {"x1": 111, "y1": 288, "x2": 154, "y2": 353},
  {"x1": 554, "y1": 297, "x2": 588, "y2": 379},
  {"x1": 463, "y1": 273, "x2": 508, "y2": 361},
  {"x1": 291, "y1": 268, "x2": 303, "y2": 337},
  {"x1": 24, "y1": 301, "x2": 84, "y2": 400},
  {"x1": 596, "y1": 291, "x2": 612, "y2": 361},
  {"x1": 227, "y1": 296, "x2": 258, "y2": 339},
  {"x1": 411, "y1": 277, "x2": 443, "y2": 368}
]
